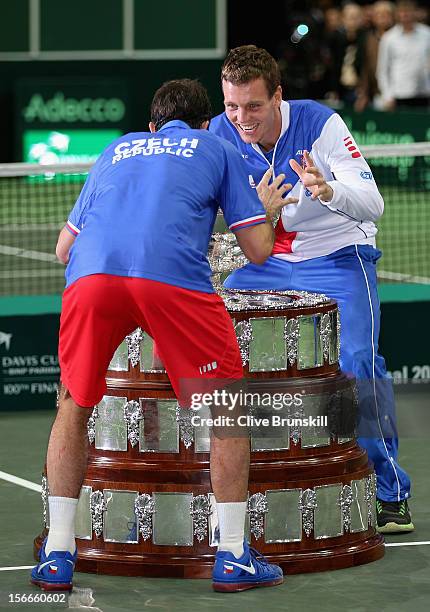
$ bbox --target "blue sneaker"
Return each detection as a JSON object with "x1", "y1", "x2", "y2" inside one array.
[
  {"x1": 212, "y1": 541, "x2": 284, "y2": 592},
  {"x1": 31, "y1": 539, "x2": 76, "y2": 591}
]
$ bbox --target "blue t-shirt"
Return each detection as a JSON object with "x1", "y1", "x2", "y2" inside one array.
[{"x1": 65, "y1": 120, "x2": 266, "y2": 292}]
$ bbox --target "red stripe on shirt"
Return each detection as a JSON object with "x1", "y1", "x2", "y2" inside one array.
[
  {"x1": 66, "y1": 221, "x2": 79, "y2": 236},
  {"x1": 272, "y1": 218, "x2": 297, "y2": 254},
  {"x1": 230, "y1": 215, "x2": 266, "y2": 231}
]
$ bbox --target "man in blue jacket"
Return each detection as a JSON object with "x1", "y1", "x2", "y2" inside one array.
[{"x1": 210, "y1": 45, "x2": 413, "y2": 533}]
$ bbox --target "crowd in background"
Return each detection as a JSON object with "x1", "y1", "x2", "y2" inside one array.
[{"x1": 276, "y1": 0, "x2": 430, "y2": 111}]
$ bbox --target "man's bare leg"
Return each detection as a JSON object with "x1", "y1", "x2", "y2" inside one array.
[
  {"x1": 210, "y1": 435, "x2": 249, "y2": 501},
  {"x1": 45, "y1": 385, "x2": 90, "y2": 554},
  {"x1": 210, "y1": 435, "x2": 250, "y2": 558},
  {"x1": 47, "y1": 386, "x2": 89, "y2": 497}
]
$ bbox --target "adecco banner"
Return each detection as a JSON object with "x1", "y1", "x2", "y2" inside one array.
[
  {"x1": 340, "y1": 107, "x2": 430, "y2": 145},
  {"x1": 0, "y1": 314, "x2": 60, "y2": 411},
  {"x1": 339, "y1": 107, "x2": 430, "y2": 190},
  {"x1": 22, "y1": 91, "x2": 126, "y2": 124},
  {"x1": 16, "y1": 78, "x2": 129, "y2": 162}
]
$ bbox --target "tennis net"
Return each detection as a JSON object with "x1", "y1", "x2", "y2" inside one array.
[
  {"x1": 0, "y1": 142, "x2": 429, "y2": 297},
  {"x1": 0, "y1": 163, "x2": 89, "y2": 296}
]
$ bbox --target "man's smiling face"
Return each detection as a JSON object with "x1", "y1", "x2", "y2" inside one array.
[{"x1": 222, "y1": 77, "x2": 282, "y2": 152}]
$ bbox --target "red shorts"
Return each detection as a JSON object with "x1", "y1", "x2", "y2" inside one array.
[{"x1": 59, "y1": 274, "x2": 243, "y2": 407}]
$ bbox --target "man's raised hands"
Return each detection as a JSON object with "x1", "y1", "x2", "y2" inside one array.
[
  {"x1": 257, "y1": 168, "x2": 299, "y2": 225},
  {"x1": 289, "y1": 151, "x2": 333, "y2": 202}
]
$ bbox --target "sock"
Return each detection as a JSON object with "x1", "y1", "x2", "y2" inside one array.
[
  {"x1": 216, "y1": 501, "x2": 246, "y2": 559},
  {"x1": 45, "y1": 496, "x2": 78, "y2": 555}
]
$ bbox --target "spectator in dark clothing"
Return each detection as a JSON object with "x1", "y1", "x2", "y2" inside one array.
[
  {"x1": 326, "y1": 2, "x2": 368, "y2": 106},
  {"x1": 355, "y1": 1, "x2": 395, "y2": 111}
]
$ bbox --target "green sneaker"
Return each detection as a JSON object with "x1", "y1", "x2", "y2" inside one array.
[{"x1": 376, "y1": 498, "x2": 414, "y2": 534}]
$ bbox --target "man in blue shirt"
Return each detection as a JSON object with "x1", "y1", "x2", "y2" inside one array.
[
  {"x1": 210, "y1": 45, "x2": 413, "y2": 534},
  {"x1": 31, "y1": 79, "x2": 291, "y2": 593}
]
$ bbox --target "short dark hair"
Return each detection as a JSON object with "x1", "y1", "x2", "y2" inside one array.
[
  {"x1": 221, "y1": 45, "x2": 281, "y2": 98},
  {"x1": 150, "y1": 79, "x2": 212, "y2": 130}
]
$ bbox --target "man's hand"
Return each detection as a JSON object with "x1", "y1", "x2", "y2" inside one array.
[
  {"x1": 236, "y1": 168, "x2": 297, "y2": 264},
  {"x1": 289, "y1": 151, "x2": 333, "y2": 202},
  {"x1": 257, "y1": 168, "x2": 298, "y2": 224}
]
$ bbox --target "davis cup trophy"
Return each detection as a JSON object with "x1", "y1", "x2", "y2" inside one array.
[{"x1": 35, "y1": 227, "x2": 384, "y2": 577}]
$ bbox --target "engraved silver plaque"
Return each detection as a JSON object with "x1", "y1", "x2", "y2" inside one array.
[
  {"x1": 95, "y1": 396, "x2": 128, "y2": 451},
  {"x1": 139, "y1": 399, "x2": 179, "y2": 453},
  {"x1": 194, "y1": 405, "x2": 211, "y2": 453},
  {"x1": 328, "y1": 309, "x2": 340, "y2": 364},
  {"x1": 298, "y1": 315, "x2": 323, "y2": 370},
  {"x1": 300, "y1": 393, "x2": 331, "y2": 448},
  {"x1": 249, "y1": 317, "x2": 286, "y2": 372},
  {"x1": 350, "y1": 479, "x2": 368, "y2": 533},
  {"x1": 152, "y1": 493, "x2": 194, "y2": 546},
  {"x1": 314, "y1": 484, "x2": 343, "y2": 539},
  {"x1": 140, "y1": 332, "x2": 166, "y2": 373},
  {"x1": 75, "y1": 486, "x2": 92, "y2": 540},
  {"x1": 264, "y1": 489, "x2": 302, "y2": 543},
  {"x1": 108, "y1": 339, "x2": 129, "y2": 371},
  {"x1": 103, "y1": 489, "x2": 138, "y2": 544},
  {"x1": 250, "y1": 401, "x2": 290, "y2": 451}
]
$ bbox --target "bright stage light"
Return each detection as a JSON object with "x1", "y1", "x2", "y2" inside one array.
[
  {"x1": 291, "y1": 23, "x2": 310, "y2": 44},
  {"x1": 297, "y1": 24, "x2": 309, "y2": 36}
]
